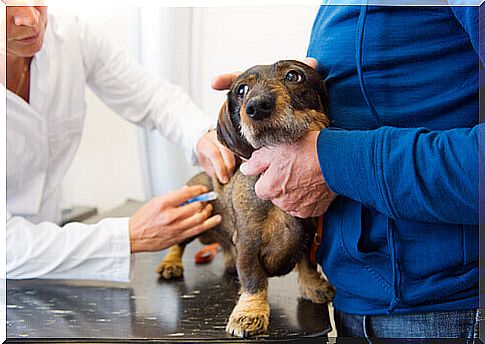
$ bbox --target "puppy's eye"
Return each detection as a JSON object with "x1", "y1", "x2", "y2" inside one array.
[
  {"x1": 237, "y1": 84, "x2": 249, "y2": 99},
  {"x1": 285, "y1": 70, "x2": 304, "y2": 83}
]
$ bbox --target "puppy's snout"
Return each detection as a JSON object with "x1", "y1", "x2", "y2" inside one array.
[{"x1": 245, "y1": 95, "x2": 275, "y2": 121}]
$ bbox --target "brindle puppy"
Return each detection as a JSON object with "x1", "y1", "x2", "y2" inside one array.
[{"x1": 156, "y1": 60, "x2": 335, "y2": 338}]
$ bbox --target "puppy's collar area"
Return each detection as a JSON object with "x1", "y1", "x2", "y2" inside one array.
[{"x1": 310, "y1": 215, "x2": 324, "y2": 266}]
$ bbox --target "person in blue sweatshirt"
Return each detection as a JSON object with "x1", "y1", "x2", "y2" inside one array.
[{"x1": 213, "y1": 5, "x2": 482, "y2": 339}]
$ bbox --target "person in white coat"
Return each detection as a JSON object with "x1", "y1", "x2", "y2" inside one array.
[{"x1": 4, "y1": 5, "x2": 236, "y2": 282}]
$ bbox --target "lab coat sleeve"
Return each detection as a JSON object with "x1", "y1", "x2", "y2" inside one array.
[
  {"x1": 6, "y1": 212, "x2": 133, "y2": 282},
  {"x1": 78, "y1": 16, "x2": 213, "y2": 165}
]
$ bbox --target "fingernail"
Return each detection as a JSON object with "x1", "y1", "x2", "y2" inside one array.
[
  {"x1": 239, "y1": 163, "x2": 248, "y2": 175},
  {"x1": 221, "y1": 176, "x2": 228, "y2": 184}
]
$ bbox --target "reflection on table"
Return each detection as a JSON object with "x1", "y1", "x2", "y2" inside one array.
[{"x1": 7, "y1": 203, "x2": 331, "y2": 341}]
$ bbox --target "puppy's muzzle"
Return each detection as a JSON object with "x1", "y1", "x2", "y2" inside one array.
[{"x1": 246, "y1": 95, "x2": 275, "y2": 121}]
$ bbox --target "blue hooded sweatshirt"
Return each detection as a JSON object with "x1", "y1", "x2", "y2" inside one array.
[{"x1": 308, "y1": 6, "x2": 482, "y2": 314}]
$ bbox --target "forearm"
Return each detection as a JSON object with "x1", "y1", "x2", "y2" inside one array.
[
  {"x1": 7, "y1": 214, "x2": 132, "y2": 281},
  {"x1": 80, "y1": 16, "x2": 213, "y2": 164},
  {"x1": 317, "y1": 124, "x2": 481, "y2": 224}
]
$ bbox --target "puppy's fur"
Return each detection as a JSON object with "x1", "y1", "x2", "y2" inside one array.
[{"x1": 156, "y1": 60, "x2": 334, "y2": 338}]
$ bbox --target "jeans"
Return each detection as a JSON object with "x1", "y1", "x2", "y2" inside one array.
[{"x1": 334, "y1": 308, "x2": 483, "y2": 342}]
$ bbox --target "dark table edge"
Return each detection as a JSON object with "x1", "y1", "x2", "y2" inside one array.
[
  {"x1": 5, "y1": 338, "x2": 482, "y2": 344},
  {"x1": 4, "y1": 333, "x2": 331, "y2": 344}
]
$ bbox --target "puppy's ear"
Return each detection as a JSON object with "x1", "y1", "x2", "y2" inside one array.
[{"x1": 216, "y1": 100, "x2": 254, "y2": 160}]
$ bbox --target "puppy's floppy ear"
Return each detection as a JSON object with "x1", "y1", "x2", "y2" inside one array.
[{"x1": 216, "y1": 99, "x2": 254, "y2": 160}]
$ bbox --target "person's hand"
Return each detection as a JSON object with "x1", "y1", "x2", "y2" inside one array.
[
  {"x1": 206, "y1": 58, "x2": 317, "y2": 183},
  {"x1": 196, "y1": 130, "x2": 236, "y2": 184},
  {"x1": 239, "y1": 131, "x2": 336, "y2": 218},
  {"x1": 129, "y1": 185, "x2": 222, "y2": 253},
  {"x1": 210, "y1": 58, "x2": 318, "y2": 91}
]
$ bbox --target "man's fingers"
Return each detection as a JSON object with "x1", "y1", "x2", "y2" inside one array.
[
  {"x1": 176, "y1": 212, "x2": 222, "y2": 241},
  {"x1": 239, "y1": 147, "x2": 272, "y2": 176},
  {"x1": 160, "y1": 185, "x2": 209, "y2": 208},
  {"x1": 171, "y1": 203, "x2": 214, "y2": 231},
  {"x1": 220, "y1": 145, "x2": 236, "y2": 178},
  {"x1": 253, "y1": 171, "x2": 283, "y2": 201},
  {"x1": 211, "y1": 71, "x2": 242, "y2": 90},
  {"x1": 173, "y1": 204, "x2": 222, "y2": 240},
  {"x1": 200, "y1": 155, "x2": 216, "y2": 179},
  {"x1": 301, "y1": 57, "x2": 317, "y2": 69},
  {"x1": 211, "y1": 60, "x2": 315, "y2": 91},
  {"x1": 209, "y1": 148, "x2": 230, "y2": 184},
  {"x1": 254, "y1": 176, "x2": 272, "y2": 200},
  {"x1": 163, "y1": 201, "x2": 204, "y2": 225}
]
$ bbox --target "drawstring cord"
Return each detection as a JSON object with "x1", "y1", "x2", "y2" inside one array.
[
  {"x1": 356, "y1": 5, "x2": 380, "y2": 127},
  {"x1": 357, "y1": 5, "x2": 399, "y2": 313},
  {"x1": 386, "y1": 219, "x2": 401, "y2": 314}
]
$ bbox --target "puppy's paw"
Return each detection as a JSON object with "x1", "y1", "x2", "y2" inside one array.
[
  {"x1": 300, "y1": 279, "x2": 335, "y2": 304},
  {"x1": 226, "y1": 292, "x2": 270, "y2": 338},
  {"x1": 155, "y1": 260, "x2": 184, "y2": 279}
]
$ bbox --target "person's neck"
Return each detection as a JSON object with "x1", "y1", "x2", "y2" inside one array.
[{"x1": 6, "y1": 55, "x2": 32, "y2": 101}]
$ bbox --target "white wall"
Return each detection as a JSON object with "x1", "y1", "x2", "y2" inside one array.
[
  {"x1": 197, "y1": 6, "x2": 320, "y2": 122},
  {"x1": 61, "y1": 6, "x2": 319, "y2": 213},
  {"x1": 61, "y1": 8, "x2": 146, "y2": 213}
]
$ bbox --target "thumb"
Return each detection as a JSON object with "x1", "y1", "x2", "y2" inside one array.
[
  {"x1": 301, "y1": 57, "x2": 317, "y2": 70},
  {"x1": 211, "y1": 71, "x2": 242, "y2": 91},
  {"x1": 239, "y1": 148, "x2": 272, "y2": 176}
]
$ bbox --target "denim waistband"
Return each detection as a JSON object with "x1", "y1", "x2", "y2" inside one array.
[{"x1": 334, "y1": 308, "x2": 483, "y2": 341}]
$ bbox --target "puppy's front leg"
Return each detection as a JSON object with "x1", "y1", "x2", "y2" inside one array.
[
  {"x1": 226, "y1": 250, "x2": 270, "y2": 338},
  {"x1": 155, "y1": 244, "x2": 186, "y2": 279}
]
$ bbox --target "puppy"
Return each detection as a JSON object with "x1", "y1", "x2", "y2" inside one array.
[{"x1": 156, "y1": 60, "x2": 335, "y2": 338}]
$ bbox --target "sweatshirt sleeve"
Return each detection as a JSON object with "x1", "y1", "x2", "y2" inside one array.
[
  {"x1": 317, "y1": 124, "x2": 481, "y2": 225},
  {"x1": 77, "y1": 16, "x2": 213, "y2": 165},
  {"x1": 449, "y1": 6, "x2": 485, "y2": 66},
  {"x1": 6, "y1": 212, "x2": 133, "y2": 282}
]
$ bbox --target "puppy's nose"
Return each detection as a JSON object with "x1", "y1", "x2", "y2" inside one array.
[{"x1": 245, "y1": 95, "x2": 275, "y2": 120}]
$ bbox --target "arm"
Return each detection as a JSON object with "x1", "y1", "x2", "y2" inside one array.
[
  {"x1": 7, "y1": 185, "x2": 221, "y2": 281},
  {"x1": 317, "y1": 125, "x2": 481, "y2": 224},
  {"x1": 78, "y1": 16, "x2": 235, "y2": 182},
  {"x1": 449, "y1": 6, "x2": 484, "y2": 65},
  {"x1": 78, "y1": 17, "x2": 210, "y2": 165},
  {"x1": 7, "y1": 213, "x2": 132, "y2": 281}
]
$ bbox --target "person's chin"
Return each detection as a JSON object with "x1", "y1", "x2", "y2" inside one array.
[{"x1": 21, "y1": 39, "x2": 44, "y2": 57}]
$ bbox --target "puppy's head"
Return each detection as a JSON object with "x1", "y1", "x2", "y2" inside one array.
[{"x1": 216, "y1": 60, "x2": 329, "y2": 159}]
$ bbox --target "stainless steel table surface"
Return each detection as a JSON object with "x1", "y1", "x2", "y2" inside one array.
[{"x1": 6, "y1": 201, "x2": 332, "y2": 343}]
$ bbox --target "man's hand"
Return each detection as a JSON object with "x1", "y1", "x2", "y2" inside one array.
[
  {"x1": 196, "y1": 130, "x2": 236, "y2": 184},
  {"x1": 206, "y1": 58, "x2": 317, "y2": 184},
  {"x1": 211, "y1": 58, "x2": 317, "y2": 91},
  {"x1": 240, "y1": 131, "x2": 336, "y2": 218},
  {"x1": 211, "y1": 58, "x2": 334, "y2": 218},
  {"x1": 129, "y1": 185, "x2": 222, "y2": 253}
]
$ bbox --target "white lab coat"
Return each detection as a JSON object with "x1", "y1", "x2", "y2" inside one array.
[{"x1": 6, "y1": 13, "x2": 213, "y2": 281}]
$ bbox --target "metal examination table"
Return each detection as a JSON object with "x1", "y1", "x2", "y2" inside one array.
[{"x1": 6, "y1": 201, "x2": 332, "y2": 343}]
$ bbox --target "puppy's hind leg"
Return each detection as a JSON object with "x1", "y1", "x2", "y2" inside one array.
[
  {"x1": 156, "y1": 244, "x2": 186, "y2": 279},
  {"x1": 296, "y1": 253, "x2": 335, "y2": 303}
]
